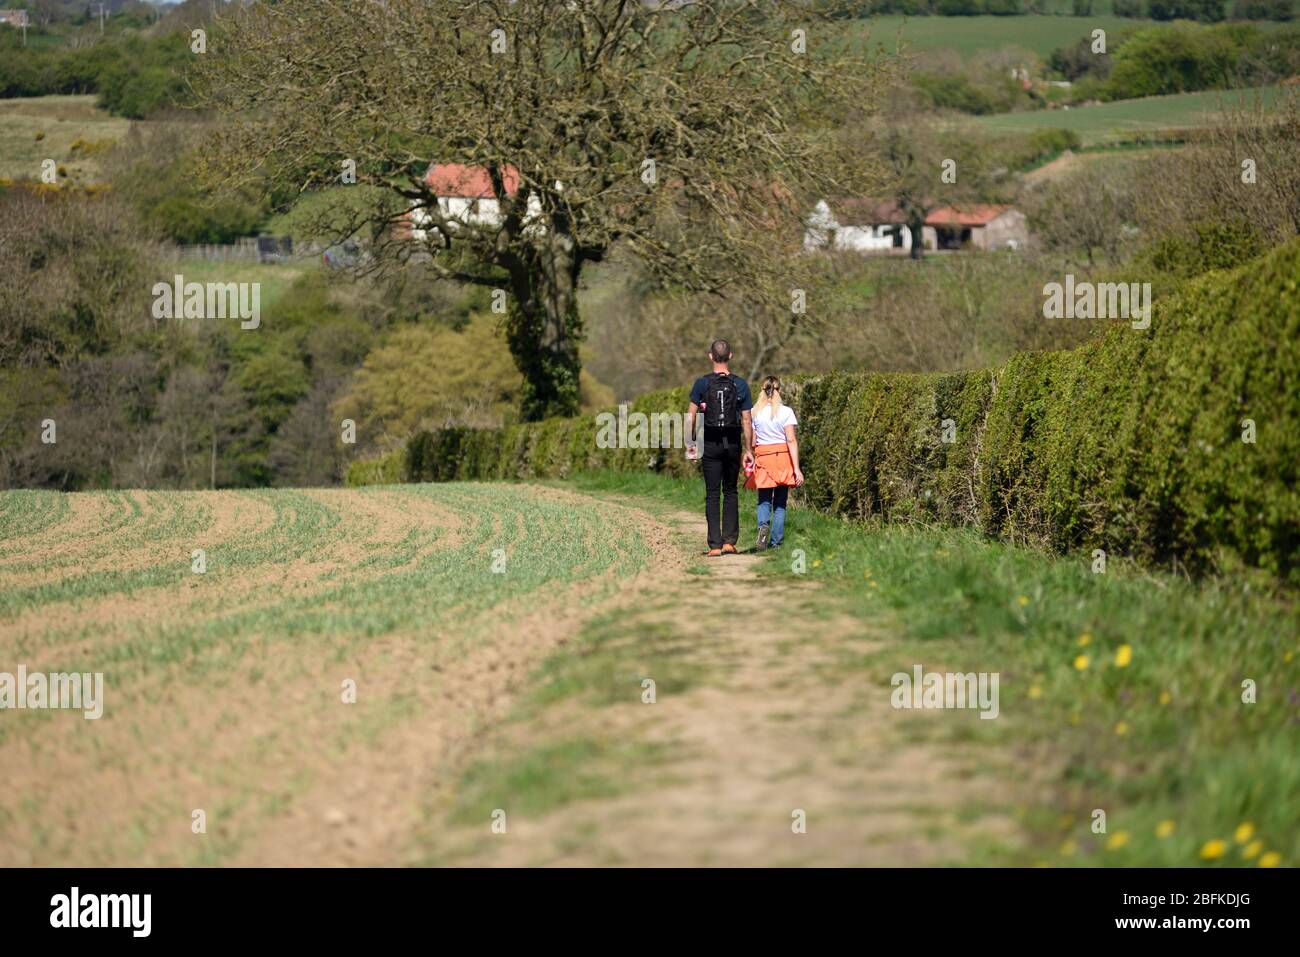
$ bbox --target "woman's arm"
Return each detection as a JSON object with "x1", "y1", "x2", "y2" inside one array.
[{"x1": 785, "y1": 424, "x2": 804, "y2": 486}]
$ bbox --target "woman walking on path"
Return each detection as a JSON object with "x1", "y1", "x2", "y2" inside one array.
[{"x1": 747, "y1": 376, "x2": 803, "y2": 550}]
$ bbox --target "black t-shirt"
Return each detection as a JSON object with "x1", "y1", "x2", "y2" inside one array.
[{"x1": 690, "y1": 373, "x2": 753, "y2": 444}]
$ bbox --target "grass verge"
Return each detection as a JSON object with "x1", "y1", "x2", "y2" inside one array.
[{"x1": 565, "y1": 471, "x2": 1299, "y2": 866}]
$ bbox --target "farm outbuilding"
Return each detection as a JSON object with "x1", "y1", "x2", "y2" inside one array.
[{"x1": 805, "y1": 200, "x2": 1028, "y2": 254}]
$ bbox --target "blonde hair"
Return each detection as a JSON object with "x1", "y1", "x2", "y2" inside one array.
[{"x1": 753, "y1": 375, "x2": 783, "y2": 418}]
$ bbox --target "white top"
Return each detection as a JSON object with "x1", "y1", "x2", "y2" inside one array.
[{"x1": 752, "y1": 404, "x2": 797, "y2": 446}]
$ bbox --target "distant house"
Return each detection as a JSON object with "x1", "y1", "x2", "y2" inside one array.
[
  {"x1": 406, "y1": 163, "x2": 542, "y2": 242},
  {"x1": 805, "y1": 199, "x2": 1027, "y2": 254},
  {"x1": 0, "y1": 10, "x2": 29, "y2": 28},
  {"x1": 804, "y1": 199, "x2": 913, "y2": 253}
]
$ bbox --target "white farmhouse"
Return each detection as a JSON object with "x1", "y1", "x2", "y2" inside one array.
[
  {"x1": 804, "y1": 199, "x2": 913, "y2": 253},
  {"x1": 407, "y1": 163, "x2": 544, "y2": 242}
]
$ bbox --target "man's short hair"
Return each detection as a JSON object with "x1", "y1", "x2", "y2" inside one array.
[{"x1": 709, "y1": 339, "x2": 732, "y2": 363}]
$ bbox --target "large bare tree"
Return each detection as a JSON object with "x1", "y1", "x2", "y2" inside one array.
[{"x1": 194, "y1": 0, "x2": 887, "y2": 418}]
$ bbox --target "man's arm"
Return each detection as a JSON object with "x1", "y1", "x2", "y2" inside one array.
[
  {"x1": 742, "y1": 410, "x2": 754, "y2": 468},
  {"x1": 686, "y1": 401, "x2": 700, "y2": 454}
]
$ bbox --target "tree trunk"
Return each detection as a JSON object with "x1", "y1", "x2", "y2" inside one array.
[
  {"x1": 910, "y1": 215, "x2": 926, "y2": 260},
  {"x1": 503, "y1": 230, "x2": 585, "y2": 422}
]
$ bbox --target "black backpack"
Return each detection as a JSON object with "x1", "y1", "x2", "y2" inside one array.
[{"x1": 702, "y1": 373, "x2": 741, "y2": 429}]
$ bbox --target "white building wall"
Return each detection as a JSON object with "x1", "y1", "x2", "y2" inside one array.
[
  {"x1": 409, "y1": 194, "x2": 543, "y2": 242},
  {"x1": 803, "y1": 201, "x2": 910, "y2": 253}
]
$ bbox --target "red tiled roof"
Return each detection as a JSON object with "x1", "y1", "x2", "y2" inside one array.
[
  {"x1": 828, "y1": 198, "x2": 908, "y2": 225},
  {"x1": 424, "y1": 163, "x2": 521, "y2": 199},
  {"x1": 924, "y1": 204, "x2": 1014, "y2": 227},
  {"x1": 826, "y1": 199, "x2": 1017, "y2": 228}
]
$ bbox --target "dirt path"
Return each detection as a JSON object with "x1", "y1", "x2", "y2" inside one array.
[{"x1": 423, "y1": 506, "x2": 1027, "y2": 867}]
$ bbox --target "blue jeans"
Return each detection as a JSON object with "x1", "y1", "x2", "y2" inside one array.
[{"x1": 757, "y1": 486, "x2": 789, "y2": 545}]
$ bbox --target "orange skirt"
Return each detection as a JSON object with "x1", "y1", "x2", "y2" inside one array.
[{"x1": 747, "y1": 442, "x2": 795, "y2": 490}]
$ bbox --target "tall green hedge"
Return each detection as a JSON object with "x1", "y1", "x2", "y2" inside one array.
[{"x1": 350, "y1": 239, "x2": 1300, "y2": 583}]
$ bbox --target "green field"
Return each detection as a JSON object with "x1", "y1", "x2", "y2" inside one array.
[
  {"x1": 2, "y1": 474, "x2": 1294, "y2": 866},
  {"x1": 970, "y1": 84, "x2": 1283, "y2": 145},
  {"x1": 169, "y1": 257, "x2": 320, "y2": 314},
  {"x1": 0, "y1": 94, "x2": 130, "y2": 183},
  {"x1": 850, "y1": 14, "x2": 1152, "y2": 60},
  {"x1": 848, "y1": 14, "x2": 1292, "y2": 61}
]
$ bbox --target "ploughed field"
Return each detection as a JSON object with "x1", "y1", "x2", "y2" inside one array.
[{"x1": 0, "y1": 484, "x2": 662, "y2": 865}]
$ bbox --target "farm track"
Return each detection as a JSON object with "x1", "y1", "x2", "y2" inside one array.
[{"x1": 418, "y1": 506, "x2": 1029, "y2": 867}]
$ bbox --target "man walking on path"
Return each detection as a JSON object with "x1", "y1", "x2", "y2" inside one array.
[{"x1": 686, "y1": 339, "x2": 754, "y2": 556}]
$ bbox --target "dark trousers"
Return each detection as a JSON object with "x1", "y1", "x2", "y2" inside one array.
[{"x1": 701, "y1": 439, "x2": 740, "y2": 549}]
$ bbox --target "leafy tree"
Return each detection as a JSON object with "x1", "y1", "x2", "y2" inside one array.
[
  {"x1": 1231, "y1": 0, "x2": 1294, "y2": 19},
  {"x1": 1103, "y1": 23, "x2": 1241, "y2": 98},
  {"x1": 334, "y1": 315, "x2": 525, "y2": 444},
  {"x1": 108, "y1": 125, "x2": 267, "y2": 244},
  {"x1": 1049, "y1": 33, "x2": 1118, "y2": 82},
  {"x1": 1149, "y1": 0, "x2": 1226, "y2": 21},
  {"x1": 0, "y1": 187, "x2": 152, "y2": 367},
  {"x1": 1024, "y1": 161, "x2": 1140, "y2": 267}
]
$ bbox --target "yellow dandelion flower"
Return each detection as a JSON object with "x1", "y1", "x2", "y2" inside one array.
[
  {"x1": 1159, "y1": 690, "x2": 1172, "y2": 706},
  {"x1": 1106, "y1": 831, "x2": 1130, "y2": 851},
  {"x1": 1115, "y1": 644, "x2": 1133, "y2": 668},
  {"x1": 1155, "y1": 820, "x2": 1176, "y2": 839},
  {"x1": 1259, "y1": 852, "x2": 1282, "y2": 868},
  {"x1": 812, "y1": 559, "x2": 821, "y2": 568},
  {"x1": 869, "y1": 580, "x2": 878, "y2": 588},
  {"x1": 1234, "y1": 822, "x2": 1256, "y2": 844},
  {"x1": 1114, "y1": 721, "x2": 1129, "y2": 736},
  {"x1": 1284, "y1": 650, "x2": 1294, "y2": 663},
  {"x1": 1074, "y1": 654, "x2": 1090, "y2": 671},
  {"x1": 1078, "y1": 633, "x2": 1092, "y2": 647},
  {"x1": 1242, "y1": 840, "x2": 1263, "y2": 860},
  {"x1": 1200, "y1": 839, "x2": 1228, "y2": 860},
  {"x1": 1028, "y1": 685, "x2": 1043, "y2": 700},
  {"x1": 1017, "y1": 595, "x2": 1030, "y2": 607},
  {"x1": 1059, "y1": 839, "x2": 1078, "y2": 857}
]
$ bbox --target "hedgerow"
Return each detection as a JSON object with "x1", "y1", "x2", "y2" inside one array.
[{"x1": 350, "y1": 239, "x2": 1300, "y2": 583}]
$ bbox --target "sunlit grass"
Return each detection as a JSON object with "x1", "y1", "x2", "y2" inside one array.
[{"x1": 568, "y1": 470, "x2": 1300, "y2": 866}]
